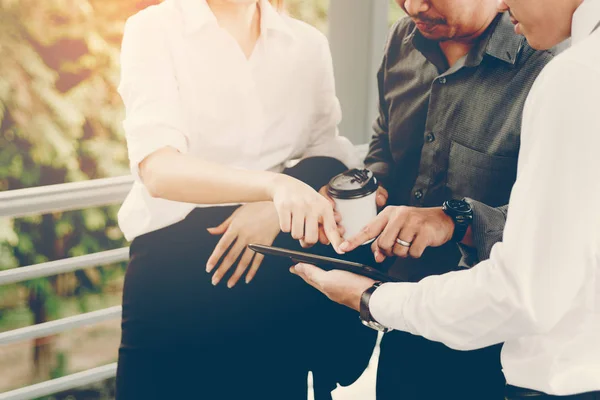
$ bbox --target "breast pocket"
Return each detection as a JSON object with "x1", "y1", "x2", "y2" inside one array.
[{"x1": 447, "y1": 141, "x2": 518, "y2": 207}]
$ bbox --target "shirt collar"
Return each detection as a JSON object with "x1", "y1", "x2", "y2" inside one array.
[
  {"x1": 572, "y1": 0, "x2": 600, "y2": 45},
  {"x1": 177, "y1": 0, "x2": 295, "y2": 40},
  {"x1": 177, "y1": 0, "x2": 218, "y2": 35},
  {"x1": 259, "y1": 0, "x2": 296, "y2": 40},
  {"x1": 482, "y1": 12, "x2": 524, "y2": 66}
]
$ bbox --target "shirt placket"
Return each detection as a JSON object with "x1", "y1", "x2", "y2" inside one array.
[
  {"x1": 410, "y1": 66, "x2": 461, "y2": 207},
  {"x1": 407, "y1": 34, "x2": 469, "y2": 206},
  {"x1": 241, "y1": 40, "x2": 267, "y2": 164}
]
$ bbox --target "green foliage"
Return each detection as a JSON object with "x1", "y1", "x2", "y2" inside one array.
[
  {"x1": 389, "y1": 1, "x2": 407, "y2": 24},
  {"x1": 50, "y1": 352, "x2": 68, "y2": 380},
  {"x1": 287, "y1": 0, "x2": 330, "y2": 32},
  {"x1": 0, "y1": 0, "x2": 151, "y2": 307},
  {"x1": 0, "y1": 0, "x2": 148, "y2": 384}
]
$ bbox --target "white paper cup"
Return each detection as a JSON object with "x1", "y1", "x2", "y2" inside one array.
[{"x1": 327, "y1": 169, "x2": 378, "y2": 243}]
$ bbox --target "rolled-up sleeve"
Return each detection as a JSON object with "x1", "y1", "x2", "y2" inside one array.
[
  {"x1": 301, "y1": 34, "x2": 361, "y2": 169},
  {"x1": 118, "y1": 12, "x2": 190, "y2": 181}
]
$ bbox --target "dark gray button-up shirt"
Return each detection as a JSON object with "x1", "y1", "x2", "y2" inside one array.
[{"x1": 365, "y1": 13, "x2": 555, "y2": 281}]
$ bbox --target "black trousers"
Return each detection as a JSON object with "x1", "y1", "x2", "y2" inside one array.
[
  {"x1": 115, "y1": 157, "x2": 377, "y2": 400},
  {"x1": 377, "y1": 330, "x2": 505, "y2": 400},
  {"x1": 505, "y1": 386, "x2": 600, "y2": 400}
]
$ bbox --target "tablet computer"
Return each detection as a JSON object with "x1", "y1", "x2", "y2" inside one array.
[{"x1": 248, "y1": 244, "x2": 399, "y2": 283}]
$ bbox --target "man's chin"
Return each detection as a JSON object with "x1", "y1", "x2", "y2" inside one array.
[
  {"x1": 417, "y1": 30, "x2": 447, "y2": 41},
  {"x1": 414, "y1": 24, "x2": 449, "y2": 41}
]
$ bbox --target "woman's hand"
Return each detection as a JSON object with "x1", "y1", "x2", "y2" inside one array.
[
  {"x1": 301, "y1": 184, "x2": 389, "y2": 248},
  {"x1": 206, "y1": 202, "x2": 281, "y2": 288},
  {"x1": 269, "y1": 175, "x2": 344, "y2": 253}
]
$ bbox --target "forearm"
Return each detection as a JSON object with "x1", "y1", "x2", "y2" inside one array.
[
  {"x1": 140, "y1": 147, "x2": 277, "y2": 204},
  {"x1": 370, "y1": 250, "x2": 529, "y2": 351}
]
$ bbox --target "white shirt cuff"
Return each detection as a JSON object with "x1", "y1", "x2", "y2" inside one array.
[{"x1": 369, "y1": 282, "x2": 418, "y2": 333}]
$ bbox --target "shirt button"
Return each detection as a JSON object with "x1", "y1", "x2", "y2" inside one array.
[
  {"x1": 425, "y1": 133, "x2": 435, "y2": 143},
  {"x1": 439, "y1": 77, "x2": 447, "y2": 84},
  {"x1": 414, "y1": 189, "x2": 423, "y2": 200}
]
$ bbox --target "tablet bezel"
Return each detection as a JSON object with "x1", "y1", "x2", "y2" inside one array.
[{"x1": 248, "y1": 244, "x2": 398, "y2": 283}]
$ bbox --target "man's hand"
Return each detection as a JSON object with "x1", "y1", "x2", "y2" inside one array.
[
  {"x1": 290, "y1": 263, "x2": 376, "y2": 311},
  {"x1": 339, "y1": 206, "x2": 455, "y2": 261},
  {"x1": 304, "y1": 184, "x2": 389, "y2": 248},
  {"x1": 207, "y1": 202, "x2": 280, "y2": 288}
]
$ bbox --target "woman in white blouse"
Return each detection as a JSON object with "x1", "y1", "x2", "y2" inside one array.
[{"x1": 115, "y1": 0, "x2": 366, "y2": 399}]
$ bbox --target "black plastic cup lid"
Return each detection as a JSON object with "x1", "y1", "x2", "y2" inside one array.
[{"x1": 327, "y1": 168, "x2": 378, "y2": 200}]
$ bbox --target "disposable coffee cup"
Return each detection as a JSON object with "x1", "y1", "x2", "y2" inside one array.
[{"x1": 327, "y1": 168, "x2": 378, "y2": 243}]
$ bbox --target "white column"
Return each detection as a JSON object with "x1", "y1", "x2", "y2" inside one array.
[{"x1": 328, "y1": 0, "x2": 389, "y2": 145}]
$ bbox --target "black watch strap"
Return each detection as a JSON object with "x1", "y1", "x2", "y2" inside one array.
[
  {"x1": 360, "y1": 282, "x2": 380, "y2": 322},
  {"x1": 452, "y1": 221, "x2": 469, "y2": 242},
  {"x1": 360, "y1": 282, "x2": 391, "y2": 332}
]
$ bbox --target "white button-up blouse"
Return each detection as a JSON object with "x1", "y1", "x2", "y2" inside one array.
[{"x1": 117, "y1": 0, "x2": 360, "y2": 241}]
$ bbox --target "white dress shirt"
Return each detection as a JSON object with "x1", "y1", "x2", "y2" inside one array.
[
  {"x1": 370, "y1": 1, "x2": 600, "y2": 395},
  {"x1": 117, "y1": 0, "x2": 359, "y2": 241}
]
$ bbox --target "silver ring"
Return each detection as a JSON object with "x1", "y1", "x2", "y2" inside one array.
[{"x1": 395, "y1": 238, "x2": 412, "y2": 248}]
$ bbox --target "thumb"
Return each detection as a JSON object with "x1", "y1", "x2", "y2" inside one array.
[
  {"x1": 294, "y1": 263, "x2": 326, "y2": 285},
  {"x1": 207, "y1": 215, "x2": 233, "y2": 235},
  {"x1": 376, "y1": 186, "x2": 389, "y2": 208}
]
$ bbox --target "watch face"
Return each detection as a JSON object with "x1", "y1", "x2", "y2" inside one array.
[{"x1": 448, "y1": 199, "x2": 471, "y2": 213}]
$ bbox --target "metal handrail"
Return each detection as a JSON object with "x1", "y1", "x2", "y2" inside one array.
[
  {"x1": 0, "y1": 175, "x2": 134, "y2": 218},
  {"x1": 0, "y1": 176, "x2": 132, "y2": 397},
  {"x1": 0, "y1": 306, "x2": 122, "y2": 346},
  {"x1": 0, "y1": 248, "x2": 129, "y2": 286},
  {"x1": 0, "y1": 363, "x2": 117, "y2": 400}
]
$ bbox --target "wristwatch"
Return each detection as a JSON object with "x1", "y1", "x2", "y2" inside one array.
[
  {"x1": 442, "y1": 199, "x2": 473, "y2": 242},
  {"x1": 360, "y1": 282, "x2": 392, "y2": 333}
]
